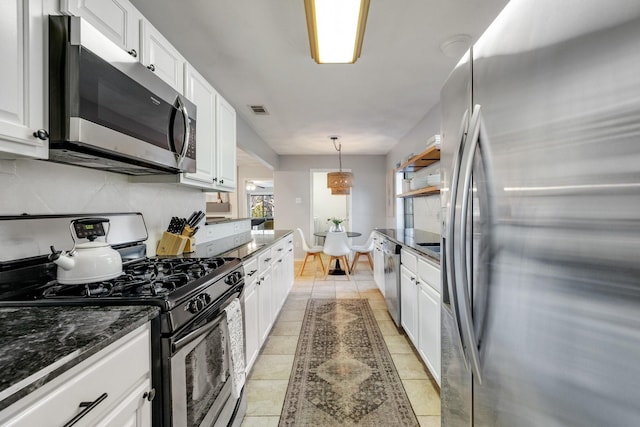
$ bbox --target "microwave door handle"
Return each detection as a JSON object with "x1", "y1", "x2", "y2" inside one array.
[{"x1": 175, "y1": 96, "x2": 190, "y2": 167}]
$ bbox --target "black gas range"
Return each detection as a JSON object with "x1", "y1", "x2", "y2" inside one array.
[
  {"x1": 1, "y1": 255, "x2": 244, "y2": 333},
  {"x1": 0, "y1": 213, "x2": 248, "y2": 427}
]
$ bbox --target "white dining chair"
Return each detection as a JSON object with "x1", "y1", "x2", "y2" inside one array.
[
  {"x1": 296, "y1": 228, "x2": 324, "y2": 276},
  {"x1": 350, "y1": 231, "x2": 375, "y2": 273},
  {"x1": 322, "y1": 231, "x2": 351, "y2": 280}
]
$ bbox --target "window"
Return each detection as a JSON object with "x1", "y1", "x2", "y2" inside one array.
[{"x1": 248, "y1": 194, "x2": 274, "y2": 219}]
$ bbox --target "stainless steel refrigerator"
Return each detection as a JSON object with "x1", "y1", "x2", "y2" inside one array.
[{"x1": 440, "y1": 1, "x2": 640, "y2": 426}]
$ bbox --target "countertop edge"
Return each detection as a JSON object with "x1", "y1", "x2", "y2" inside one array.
[
  {"x1": 0, "y1": 306, "x2": 160, "y2": 411},
  {"x1": 375, "y1": 228, "x2": 441, "y2": 264}
]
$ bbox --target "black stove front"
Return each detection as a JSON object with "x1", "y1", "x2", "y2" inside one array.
[{"x1": 0, "y1": 256, "x2": 244, "y2": 334}]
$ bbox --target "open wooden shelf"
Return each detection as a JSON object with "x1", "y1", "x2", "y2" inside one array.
[
  {"x1": 396, "y1": 186, "x2": 440, "y2": 198},
  {"x1": 395, "y1": 145, "x2": 440, "y2": 173}
]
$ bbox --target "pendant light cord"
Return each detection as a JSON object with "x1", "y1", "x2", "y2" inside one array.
[{"x1": 331, "y1": 136, "x2": 342, "y2": 171}]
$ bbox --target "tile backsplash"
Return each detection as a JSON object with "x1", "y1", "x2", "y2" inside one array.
[
  {"x1": 413, "y1": 195, "x2": 441, "y2": 234},
  {"x1": 0, "y1": 159, "x2": 205, "y2": 255}
]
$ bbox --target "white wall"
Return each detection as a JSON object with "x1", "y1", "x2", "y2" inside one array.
[
  {"x1": 386, "y1": 104, "x2": 442, "y2": 234},
  {"x1": 0, "y1": 159, "x2": 205, "y2": 255},
  {"x1": 274, "y1": 155, "x2": 386, "y2": 259}
]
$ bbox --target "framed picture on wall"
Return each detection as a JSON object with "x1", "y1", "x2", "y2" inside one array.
[{"x1": 386, "y1": 169, "x2": 395, "y2": 217}]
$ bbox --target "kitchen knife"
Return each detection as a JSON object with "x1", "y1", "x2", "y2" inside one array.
[
  {"x1": 191, "y1": 211, "x2": 205, "y2": 227},
  {"x1": 186, "y1": 211, "x2": 198, "y2": 226}
]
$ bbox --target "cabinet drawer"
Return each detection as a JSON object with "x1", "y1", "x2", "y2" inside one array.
[
  {"x1": 1, "y1": 325, "x2": 150, "y2": 427},
  {"x1": 258, "y1": 248, "x2": 273, "y2": 272},
  {"x1": 243, "y1": 257, "x2": 258, "y2": 281},
  {"x1": 271, "y1": 240, "x2": 286, "y2": 260},
  {"x1": 418, "y1": 257, "x2": 441, "y2": 292},
  {"x1": 400, "y1": 248, "x2": 417, "y2": 272}
]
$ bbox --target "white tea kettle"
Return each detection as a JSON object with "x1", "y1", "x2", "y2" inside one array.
[{"x1": 49, "y1": 218, "x2": 122, "y2": 284}]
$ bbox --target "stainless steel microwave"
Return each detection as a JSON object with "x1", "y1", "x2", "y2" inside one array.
[{"x1": 48, "y1": 16, "x2": 196, "y2": 175}]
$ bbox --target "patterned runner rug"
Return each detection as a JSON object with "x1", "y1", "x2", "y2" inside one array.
[{"x1": 279, "y1": 299, "x2": 419, "y2": 426}]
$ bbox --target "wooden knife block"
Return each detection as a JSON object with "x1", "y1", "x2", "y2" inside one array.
[{"x1": 156, "y1": 231, "x2": 188, "y2": 256}]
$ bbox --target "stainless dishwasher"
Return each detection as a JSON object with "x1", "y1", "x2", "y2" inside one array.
[{"x1": 383, "y1": 239, "x2": 402, "y2": 326}]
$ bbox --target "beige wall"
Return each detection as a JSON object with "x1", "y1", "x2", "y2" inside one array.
[
  {"x1": 386, "y1": 104, "x2": 442, "y2": 234},
  {"x1": 274, "y1": 155, "x2": 386, "y2": 259}
]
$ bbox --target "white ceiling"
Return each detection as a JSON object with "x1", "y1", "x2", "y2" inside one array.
[{"x1": 129, "y1": 0, "x2": 509, "y2": 157}]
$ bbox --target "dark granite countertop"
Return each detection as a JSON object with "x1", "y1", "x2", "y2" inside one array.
[
  {"x1": 0, "y1": 305, "x2": 159, "y2": 411},
  {"x1": 375, "y1": 228, "x2": 441, "y2": 263},
  {"x1": 186, "y1": 229, "x2": 293, "y2": 261}
]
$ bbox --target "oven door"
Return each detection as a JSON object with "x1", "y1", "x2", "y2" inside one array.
[{"x1": 167, "y1": 288, "x2": 244, "y2": 427}]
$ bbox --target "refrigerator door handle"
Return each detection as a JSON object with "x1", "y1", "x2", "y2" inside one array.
[
  {"x1": 445, "y1": 108, "x2": 470, "y2": 368},
  {"x1": 455, "y1": 104, "x2": 487, "y2": 384}
]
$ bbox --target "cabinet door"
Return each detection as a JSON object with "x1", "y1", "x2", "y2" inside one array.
[
  {"x1": 183, "y1": 65, "x2": 216, "y2": 187},
  {"x1": 418, "y1": 282, "x2": 441, "y2": 386},
  {"x1": 243, "y1": 280, "x2": 260, "y2": 374},
  {"x1": 271, "y1": 258, "x2": 283, "y2": 319},
  {"x1": 60, "y1": 0, "x2": 141, "y2": 57},
  {"x1": 94, "y1": 380, "x2": 152, "y2": 427},
  {"x1": 214, "y1": 95, "x2": 237, "y2": 191},
  {"x1": 0, "y1": 0, "x2": 47, "y2": 158},
  {"x1": 140, "y1": 20, "x2": 184, "y2": 93},
  {"x1": 400, "y1": 264, "x2": 418, "y2": 344},
  {"x1": 284, "y1": 239, "x2": 294, "y2": 293},
  {"x1": 257, "y1": 269, "x2": 272, "y2": 343},
  {"x1": 373, "y1": 243, "x2": 384, "y2": 293}
]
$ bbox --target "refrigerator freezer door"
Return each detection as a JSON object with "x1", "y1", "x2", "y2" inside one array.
[
  {"x1": 470, "y1": 1, "x2": 640, "y2": 426},
  {"x1": 440, "y1": 50, "x2": 473, "y2": 426}
]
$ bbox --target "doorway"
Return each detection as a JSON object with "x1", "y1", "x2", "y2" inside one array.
[{"x1": 310, "y1": 170, "x2": 352, "y2": 245}]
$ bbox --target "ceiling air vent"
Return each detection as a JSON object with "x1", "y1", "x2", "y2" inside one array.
[{"x1": 249, "y1": 105, "x2": 269, "y2": 115}]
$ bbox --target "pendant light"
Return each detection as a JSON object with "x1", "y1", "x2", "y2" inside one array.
[{"x1": 327, "y1": 136, "x2": 354, "y2": 195}]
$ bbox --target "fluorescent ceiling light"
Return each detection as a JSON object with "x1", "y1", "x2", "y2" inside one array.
[{"x1": 305, "y1": 0, "x2": 370, "y2": 64}]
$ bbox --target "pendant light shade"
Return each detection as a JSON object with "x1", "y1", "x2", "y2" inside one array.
[{"x1": 327, "y1": 136, "x2": 353, "y2": 194}]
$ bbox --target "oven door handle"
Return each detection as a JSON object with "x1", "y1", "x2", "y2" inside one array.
[{"x1": 172, "y1": 314, "x2": 224, "y2": 353}]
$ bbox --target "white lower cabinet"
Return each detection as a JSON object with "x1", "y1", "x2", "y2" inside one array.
[
  {"x1": 373, "y1": 234, "x2": 384, "y2": 293},
  {"x1": 243, "y1": 234, "x2": 294, "y2": 374},
  {"x1": 243, "y1": 256, "x2": 260, "y2": 374},
  {"x1": 399, "y1": 247, "x2": 441, "y2": 386},
  {"x1": 400, "y1": 264, "x2": 418, "y2": 344},
  {"x1": 418, "y1": 281, "x2": 441, "y2": 386},
  {"x1": 0, "y1": 323, "x2": 153, "y2": 427}
]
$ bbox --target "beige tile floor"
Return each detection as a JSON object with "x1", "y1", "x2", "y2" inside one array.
[{"x1": 241, "y1": 258, "x2": 441, "y2": 427}]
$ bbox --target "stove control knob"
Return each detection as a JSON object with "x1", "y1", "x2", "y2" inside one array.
[
  {"x1": 225, "y1": 272, "x2": 241, "y2": 286},
  {"x1": 202, "y1": 294, "x2": 212, "y2": 305},
  {"x1": 188, "y1": 297, "x2": 205, "y2": 313}
]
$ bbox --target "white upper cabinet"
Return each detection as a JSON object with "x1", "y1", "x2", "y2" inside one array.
[
  {"x1": 140, "y1": 20, "x2": 185, "y2": 93},
  {"x1": 60, "y1": 0, "x2": 142, "y2": 58},
  {"x1": 215, "y1": 94, "x2": 237, "y2": 191},
  {"x1": 0, "y1": 0, "x2": 48, "y2": 159},
  {"x1": 183, "y1": 64, "x2": 216, "y2": 186}
]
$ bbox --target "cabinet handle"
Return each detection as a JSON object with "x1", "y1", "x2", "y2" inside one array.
[
  {"x1": 212, "y1": 177, "x2": 218, "y2": 183},
  {"x1": 220, "y1": 179, "x2": 224, "y2": 184},
  {"x1": 143, "y1": 388, "x2": 156, "y2": 402},
  {"x1": 264, "y1": 257, "x2": 272, "y2": 262},
  {"x1": 63, "y1": 393, "x2": 108, "y2": 427},
  {"x1": 33, "y1": 129, "x2": 49, "y2": 140},
  {"x1": 127, "y1": 48, "x2": 137, "y2": 58},
  {"x1": 247, "y1": 269, "x2": 258, "y2": 277},
  {"x1": 277, "y1": 248, "x2": 283, "y2": 252},
  {"x1": 410, "y1": 276, "x2": 416, "y2": 282},
  {"x1": 278, "y1": 259, "x2": 283, "y2": 263},
  {"x1": 147, "y1": 64, "x2": 155, "y2": 71}
]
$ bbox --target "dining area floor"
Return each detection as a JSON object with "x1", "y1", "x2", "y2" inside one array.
[{"x1": 241, "y1": 258, "x2": 441, "y2": 427}]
